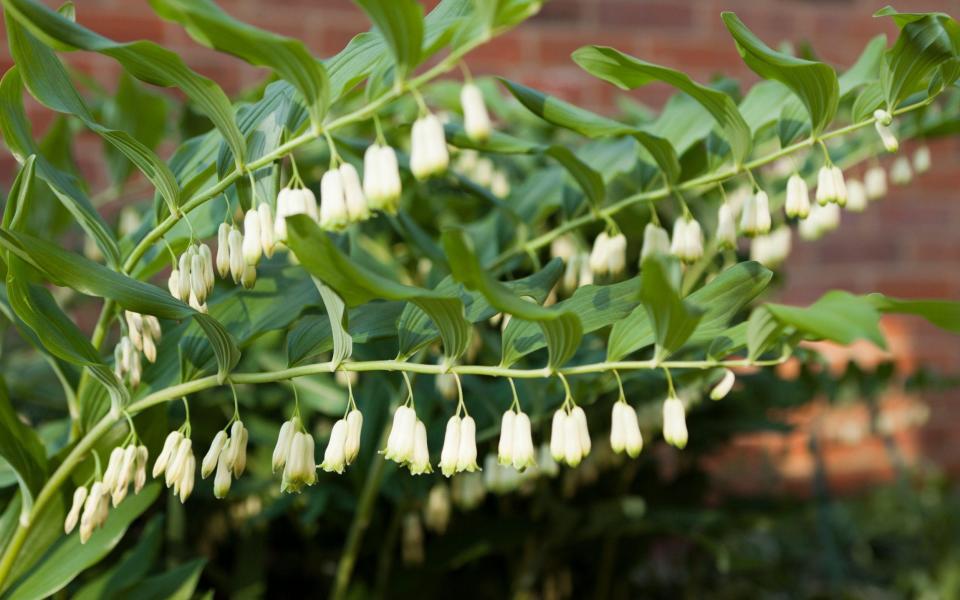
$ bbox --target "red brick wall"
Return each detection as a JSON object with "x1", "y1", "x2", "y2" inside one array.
[{"x1": 1, "y1": 0, "x2": 958, "y2": 492}]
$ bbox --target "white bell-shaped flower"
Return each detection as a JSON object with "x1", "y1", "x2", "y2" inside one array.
[
  {"x1": 890, "y1": 156, "x2": 913, "y2": 185},
  {"x1": 549, "y1": 409, "x2": 566, "y2": 463},
  {"x1": 257, "y1": 203, "x2": 276, "y2": 258},
  {"x1": 641, "y1": 223, "x2": 670, "y2": 262},
  {"x1": 662, "y1": 397, "x2": 688, "y2": 449},
  {"x1": 913, "y1": 145, "x2": 931, "y2": 174},
  {"x1": 785, "y1": 174, "x2": 810, "y2": 219},
  {"x1": 571, "y1": 406, "x2": 591, "y2": 456},
  {"x1": 153, "y1": 430, "x2": 183, "y2": 478},
  {"x1": 749, "y1": 227, "x2": 792, "y2": 268},
  {"x1": 588, "y1": 232, "x2": 610, "y2": 278},
  {"x1": 873, "y1": 109, "x2": 898, "y2": 152},
  {"x1": 562, "y1": 412, "x2": 583, "y2": 467},
  {"x1": 816, "y1": 166, "x2": 836, "y2": 206},
  {"x1": 845, "y1": 179, "x2": 867, "y2": 212},
  {"x1": 320, "y1": 418, "x2": 348, "y2": 474},
  {"x1": 272, "y1": 418, "x2": 297, "y2": 472},
  {"x1": 830, "y1": 166, "x2": 848, "y2": 207},
  {"x1": 340, "y1": 162, "x2": 369, "y2": 222},
  {"x1": 497, "y1": 410, "x2": 516, "y2": 466},
  {"x1": 242, "y1": 209, "x2": 262, "y2": 266},
  {"x1": 345, "y1": 409, "x2": 363, "y2": 465},
  {"x1": 461, "y1": 83, "x2": 492, "y2": 142},
  {"x1": 605, "y1": 233, "x2": 627, "y2": 277},
  {"x1": 408, "y1": 420, "x2": 432, "y2": 475},
  {"x1": 456, "y1": 415, "x2": 479, "y2": 472},
  {"x1": 683, "y1": 218, "x2": 704, "y2": 262},
  {"x1": 363, "y1": 144, "x2": 402, "y2": 213},
  {"x1": 439, "y1": 415, "x2": 462, "y2": 477},
  {"x1": 228, "y1": 228, "x2": 244, "y2": 283},
  {"x1": 716, "y1": 203, "x2": 736, "y2": 248},
  {"x1": 511, "y1": 411, "x2": 536, "y2": 471},
  {"x1": 201, "y1": 430, "x2": 228, "y2": 479},
  {"x1": 741, "y1": 190, "x2": 771, "y2": 236},
  {"x1": 611, "y1": 402, "x2": 642, "y2": 458},
  {"x1": 320, "y1": 169, "x2": 349, "y2": 230},
  {"x1": 385, "y1": 406, "x2": 417, "y2": 464},
  {"x1": 864, "y1": 166, "x2": 887, "y2": 200},
  {"x1": 410, "y1": 113, "x2": 449, "y2": 180},
  {"x1": 64, "y1": 485, "x2": 87, "y2": 534}
]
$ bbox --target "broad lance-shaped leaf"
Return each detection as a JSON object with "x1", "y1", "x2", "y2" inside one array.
[
  {"x1": 3, "y1": 484, "x2": 161, "y2": 600},
  {"x1": 746, "y1": 305, "x2": 783, "y2": 361},
  {"x1": 396, "y1": 259, "x2": 564, "y2": 360},
  {"x1": 0, "y1": 229, "x2": 240, "y2": 383},
  {"x1": 355, "y1": 0, "x2": 423, "y2": 81},
  {"x1": 722, "y1": 12, "x2": 839, "y2": 135},
  {"x1": 501, "y1": 277, "x2": 640, "y2": 367},
  {"x1": 499, "y1": 78, "x2": 680, "y2": 183},
  {"x1": 0, "y1": 69, "x2": 119, "y2": 267},
  {"x1": 314, "y1": 279, "x2": 353, "y2": 367},
  {"x1": 765, "y1": 291, "x2": 887, "y2": 348},
  {"x1": 838, "y1": 34, "x2": 888, "y2": 98},
  {"x1": 441, "y1": 228, "x2": 582, "y2": 369},
  {"x1": 571, "y1": 46, "x2": 752, "y2": 166},
  {"x1": 866, "y1": 293, "x2": 960, "y2": 333},
  {"x1": 285, "y1": 215, "x2": 471, "y2": 361},
  {"x1": 0, "y1": 378, "x2": 47, "y2": 528},
  {"x1": 5, "y1": 17, "x2": 181, "y2": 218},
  {"x1": 2, "y1": 0, "x2": 246, "y2": 167},
  {"x1": 639, "y1": 255, "x2": 704, "y2": 362},
  {"x1": 607, "y1": 261, "x2": 771, "y2": 361},
  {"x1": 149, "y1": 0, "x2": 329, "y2": 128},
  {"x1": 874, "y1": 7, "x2": 960, "y2": 109}
]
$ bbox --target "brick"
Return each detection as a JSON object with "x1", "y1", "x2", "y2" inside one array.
[{"x1": 597, "y1": 1, "x2": 695, "y2": 30}]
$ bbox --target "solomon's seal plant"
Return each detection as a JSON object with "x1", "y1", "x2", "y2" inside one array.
[{"x1": 0, "y1": 0, "x2": 958, "y2": 596}]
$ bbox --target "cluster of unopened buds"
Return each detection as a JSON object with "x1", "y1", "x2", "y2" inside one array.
[
  {"x1": 201, "y1": 420, "x2": 249, "y2": 498},
  {"x1": 65, "y1": 441, "x2": 148, "y2": 543},
  {"x1": 153, "y1": 429, "x2": 195, "y2": 502},
  {"x1": 454, "y1": 150, "x2": 510, "y2": 198},
  {"x1": 168, "y1": 242, "x2": 215, "y2": 311},
  {"x1": 114, "y1": 311, "x2": 161, "y2": 387},
  {"x1": 384, "y1": 405, "x2": 433, "y2": 475},
  {"x1": 320, "y1": 407, "x2": 363, "y2": 474}
]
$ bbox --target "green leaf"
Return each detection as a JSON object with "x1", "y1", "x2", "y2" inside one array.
[
  {"x1": 0, "y1": 68, "x2": 120, "y2": 267},
  {"x1": 441, "y1": 229, "x2": 582, "y2": 369},
  {"x1": 638, "y1": 255, "x2": 704, "y2": 362},
  {"x1": 314, "y1": 279, "x2": 353, "y2": 367},
  {"x1": 5, "y1": 16, "x2": 182, "y2": 218},
  {"x1": 103, "y1": 74, "x2": 169, "y2": 187},
  {"x1": 738, "y1": 80, "x2": 793, "y2": 137},
  {"x1": 838, "y1": 34, "x2": 888, "y2": 98},
  {"x1": 721, "y1": 12, "x2": 839, "y2": 135},
  {"x1": 542, "y1": 145, "x2": 605, "y2": 207},
  {"x1": 765, "y1": 290, "x2": 887, "y2": 348},
  {"x1": 852, "y1": 81, "x2": 885, "y2": 122},
  {"x1": 355, "y1": 0, "x2": 424, "y2": 81},
  {"x1": 571, "y1": 45, "x2": 752, "y2": 165},
  {"x1": 502, "y1": 277, "x2": 640, "y2": 366},
  {"x1": 121, "y1": 558, "x2": 205, "y2": 600},
  {"x1": 606, "y1": 261, "x2": 769, "y2": 360},
  {"x1": 0, "y1": 229, "x2": 240, "y2": 383},
  {"x1": 746, "y1": 305, "x2": 783, "y2": 360},
  {"x1": 5, "y1": 485, "x2": 161, "y2": 600},
  {"x1": 395, "y1": 261, "x2": 562, "y2": 360},
  {"x1": 287, "y1": 302, "x2": 406, "y2": 367},
  {"x1": 708, "y1": 322, "x2": 748, "y2": 360},
  {"x1": 499, "y1": 78, "x2": 680, "y2": 182},
  {"x1": 286, "y1": 216, "x2": 471, "y2": 361},
  {"x1": 866, "y1": 293, "x2": 960, "y2": 333},
  {"x1": 72, "y1": 516, "x2": 164, "y2": 600},
  {"x1": 0, "y1": 377, "x2": 47, "y2": 530},
  {"x1": 2, "y1": 0, "x2": 246, "y2": 168},
  {"x1": 875, "y1": 7, "x2": 960, "y2": 108},
  {"x1": 149, "y1": 0, "x2": 329, "y2": 127}
]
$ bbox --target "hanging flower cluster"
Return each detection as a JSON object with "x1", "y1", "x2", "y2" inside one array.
[
  {"x1": 168, "y1": 243, "x2": 215, "y2": 311},
  {"x1": 202, "y1": 420, "x2": 249, "y2": 498},
  {"x1": 153, "y1": 429, "x2": 196, "y2": 502},
  {"x1": 114, "y1": 311, "x2": 161, "y2": 388}
]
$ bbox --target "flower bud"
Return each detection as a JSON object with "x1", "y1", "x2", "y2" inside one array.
[
  {"x1": 232, "y1": 426, "x2": 249, "y2": 477},
  {"x1": 134, "y1": 445, "x2": 148, "y2": 493},
  {"x1": 845, "y1": 179, "x2": 867, "y2": 212},
  {"x1": 550, "y1": 409, "x2": 566, "y2": 462},
  {"x1": 177, "y1": 455, "x2": 195, "y2": 503},
  {"x1": 785, "y1": 174, "x2": 810, "y2": 219},
  {"x1": 125, "y1": 311, "x2": 143, "y2": 351},
  {"x1": 491, "y1": 170, "x2": 510, "y2": 199},
  {"x1": 112, "y1": 444, "x2": 138, "y2": 506},
  {"x1": 257, "y1": 203, "x2": 276, "y2": 258},
  {"x1": 816, "y1": 166, "x2": 835, "y2": 206},
  {"x1": 890, "y1": 155, "x2": 913, "y2": 185},
  {"x1": 202, "y1": 430, "x2": 228, "y2": 479},
  {"x1": 320, "y1": 418, "x2": 348, "y2": 474},
  {"x1": 127, "y1": 349, "x2": 142, "y2": 387},
  {"x1": 64, "y1": 486, "x2": 88, "y2": 534},
  {"x1": 102, "y1": 447, "x2": 124, "y2": 491},
  {"x1": 153, "y1": 430, "x2": 182, "y2": 478},
  {"x1": 142, "y1": 329, "x2": 157, "y2": 364},
  {"x1": 273, "y1": 419, "x2": 296, "y2": 472},
  {"x1": 913, "y1": 145, "x2": 931, "y2": 174},
  {"x1": 641, "y1": 223, "x2": 670, "y2": 263},
  {"x1": 198, "y1": 243, "x2": 214, "y2": 291},
  {"x1": 165, "y1": 437, "x2": 192, "y2": 489},
  {"x1": 408, "y1": 420, "x2": 432, "y2": 475},
  {"x1": 662, "y1": 397, "x2": 688, "y2": 449},
  {"x1": 461, "y1": 83, "x2": 492, "y2": 141},
  {"x1": 439, "y1": 415, "x2": 462, "y2": 477},
  {"x1": 228, "y1": 227, "x2": 244, "y2": 283},
  {"x1": 320, "y1": 169, "x2": 349, "y2": 230},
  {"x1": 456, "y1": 415, "x2": 479, "y2": 472},
  {"x1": 710, "y1": 369, "x2": 736, "y2": 400},
  {"x1": 497, "y1": 410, "x2": 516, "y2": 466},
  {"x1": 716, "y1": 203, "x2": 736, "y2": 248},
  {"x1": 168, "y1": 269, "x2": 181, "y2": 300},
  {"x1": 216, "y1": 223, "x2": 231, "y2": 278},
  {"x1": 79, "y1": 482, "x2": 104, "y2": 544},
  {"x1": 345, "y1": 409, "x2": 363, "y2": 465},
  {"x1": 402, "y1": 513, "x2": 424, "y2": 565},
  {"x1": 511, "y1": 411, "x2": 536, "y2": 471},
  {"x1": 864, "y1": 166, "x2": 887, "y2": 200},
  {"x1": 177, "y1": 250, "x2": 192, "y2": 301},
  {"x1": 411, "y1": 113, "x2": 449, "y2": 180},
  {"x1": 874, "y1": 119, "x2": 899, "y2": 153}
]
